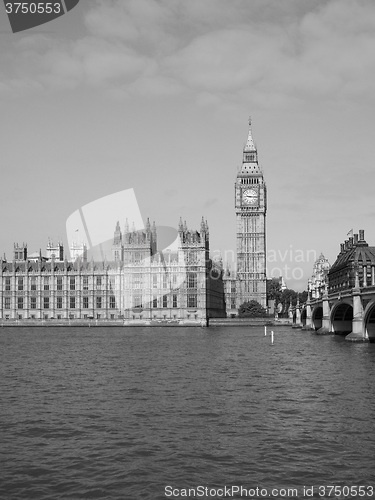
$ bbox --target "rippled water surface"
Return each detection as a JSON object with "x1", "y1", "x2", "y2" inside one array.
[{"x1": 1, "y1": 326, "x2": 375, "y2": 499}]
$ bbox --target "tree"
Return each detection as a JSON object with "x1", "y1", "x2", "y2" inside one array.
[
  {"x1": 275, "y1": 289, "x2": 309, "y2": 317},
  {"x1": 280, "y1": 288, "x2": 298, "y2": 307},
  {"x1": 280, "y1": 289, "x2": 308, "y2": 307},
  {"x1": 238, "y1": 300, "x2": 267, "y2": 318},
  {"x1": 266, "y1": 278, "x2": 282, "y2": 302}
]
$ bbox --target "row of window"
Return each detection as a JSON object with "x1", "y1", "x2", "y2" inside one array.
[
  {"x1": 240, "y1": 178, "x2": 260, "y2": 184},
  {"x1": 120, "y1": 294, "x2": 197, "y2": 309},
  {"x1": 329, "y1": 276, "x2": 375, "y2": 290},
  {"x1": 244, "y1": 154, "x2": 256, "y2": 162},
  {"x1": 2, "y1": 276, "x2": 106, "y2": 291},
  {"x1": 153, "y1": 296, "x2": 178, "y2": 308},
  {"x1": 3, "y1": 296, "x2": 115, "y2": 310},
  {"x1": 153, "y1": 295, "x2": 197, "y2": 308},
  {"x1": 2, "y1": 294, "x2": 198, "y2": 310},
  {"x1": 6, "y1": 312, "x2": 200, "y2": 321},
  {"x1": 2, "y1": 274, "x2": 198, "y2": 290}
]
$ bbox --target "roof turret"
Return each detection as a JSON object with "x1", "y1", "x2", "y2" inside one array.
[{"x1": 244, "y1": 117, "x2": 256, "y2": 152}]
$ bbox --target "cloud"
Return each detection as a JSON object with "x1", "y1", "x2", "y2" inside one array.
[
  {"x1": 204, "y1": 198, "x2": 219, "y2": 209},
  {"x1": 83, "y1": 0, "x2": 179, "y2": 59},
  {"x1": 75, "y1": 38, "x2": 151, "y2": 85},
  {"x1": 1, "y1": 0, "x2": 375, "y2": 106},
  {"x1": 164, "y1": 0, "x2": 375, "y2": 106},
  {"x1": 163, "y1": 27, "x2": 283, "y2": 92}
]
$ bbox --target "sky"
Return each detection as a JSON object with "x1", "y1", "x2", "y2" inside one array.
[{"x1": 1, "y1": 0, "x2": 375, "y2": 290}]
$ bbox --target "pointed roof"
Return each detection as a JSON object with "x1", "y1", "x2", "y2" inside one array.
[
  {"x1": 200, "y1": 216, "x2": 206, "y2": 233},
  {"x1": 152, "y1": 221, "x2": 157, "y2": 238},
  {"x1": 238, "y1": 117, "x2": 263, "y2": 176},
  {"x1": 329, "y1": 231, "x2": 375, "y2": 273},
  {"x1": 244, "y1": 117, "x2": 256, "y2": 152}
]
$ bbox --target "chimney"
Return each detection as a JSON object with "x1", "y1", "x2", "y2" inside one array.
[
  {"x1": 340, "y1": 243, "x2": 344, "y2": 253},
  {"x1": 359, "y1": 229, "x2": 365, "y2": 241},
  {"x1": 349, "y1": 237, "x2": 353, "y2": 248},
  {"x1": 344, "y1": 240, "x2": 349, "y2": 250},
  {"x1": 354, "y1": 234, "x2": 358, "y2": 244}
]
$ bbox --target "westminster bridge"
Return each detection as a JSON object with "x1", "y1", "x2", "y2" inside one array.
[
  {"x1": 288, "y1": 230, "x2": 375, "y2": 342},
  {"x1": 291, "y1": 285, "x2": 375, "y2": 342}
]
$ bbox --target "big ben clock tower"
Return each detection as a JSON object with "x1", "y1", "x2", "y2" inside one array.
[{"x1": 235, "y1": 119, "x2": 267, "y2": 310}]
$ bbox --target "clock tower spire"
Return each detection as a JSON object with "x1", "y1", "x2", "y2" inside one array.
[{"x1": 235, "y1": 119, "x2": 267, "y2": 310}]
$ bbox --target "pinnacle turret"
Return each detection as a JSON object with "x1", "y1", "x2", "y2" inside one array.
[
  {"x1": 114, "y1": 221, "x2": 122, "y2": 244},
  {"x1": 200, "y1": 216, "x2": 206, "y2": 233},
  {"x1": 239, "y1": 116, "x2": 261, "y2": 173},
  {"x1": 244, "y1": 117, "x2": 256, "y2": 152},
  {"x1": 152, "y1": 220, "x2": 157, "y2": 240},
  {"x1": 178, "y1": 217, "x2": 184, "y2": 233},
  {"x1": 146, "y1": 217, "x2": 151, "y2": 241}
]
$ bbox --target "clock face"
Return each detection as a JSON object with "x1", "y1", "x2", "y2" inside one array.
[{"x1": 242, "y1": 188, "x2": 258, "y2": 205}]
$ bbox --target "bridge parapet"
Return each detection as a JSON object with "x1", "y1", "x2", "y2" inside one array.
[
  {"x1": 289, "y1": 289, "x2": 375, "y2": 342},
  {"x1": 299, "y1": 230, "x2": 375, "y2": 342}
]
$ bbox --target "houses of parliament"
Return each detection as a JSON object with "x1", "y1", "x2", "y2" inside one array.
[{"x1": 0, "y1": 121, "x2": 267, "y2": 324}]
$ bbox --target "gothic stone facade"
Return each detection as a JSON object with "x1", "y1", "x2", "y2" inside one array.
[
  {"x1": 308, "y1": 253, "x2": 331, "y2": 299},
  {"x1": 0, "y1": 219, "x2": 226, "y2": 324},
  {"x1": 224, "y1": 120, "x2": 267, "y2": 316},
  {"x1": 328, "y1": 230, "x2": 375, "y2": 292}
]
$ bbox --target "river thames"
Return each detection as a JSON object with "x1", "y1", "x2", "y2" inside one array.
[{"x1": 1, "y1": 326, "x2": 374, "y2": 499}]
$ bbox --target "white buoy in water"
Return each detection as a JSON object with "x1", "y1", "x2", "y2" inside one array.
[
  {"x1": 264, "y1": 325, "x2": 267, "y2": 336},
  {"x1": 271, "y1": 330, "x2": 274, "y2": 344}
]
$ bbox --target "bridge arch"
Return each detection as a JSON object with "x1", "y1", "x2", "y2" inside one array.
[
  {"x1": 330, "y1": 301, "x2": 353, "y2": 335},
  {"x1": 311, "y1": 306, "x2": 323, "y2": 330},
  {"x1": 300, "y1": 308, "x2": 307, "y2": 326},
  {"x1": 363, "y1": 300, "x2": 375, "y2": 343}
]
